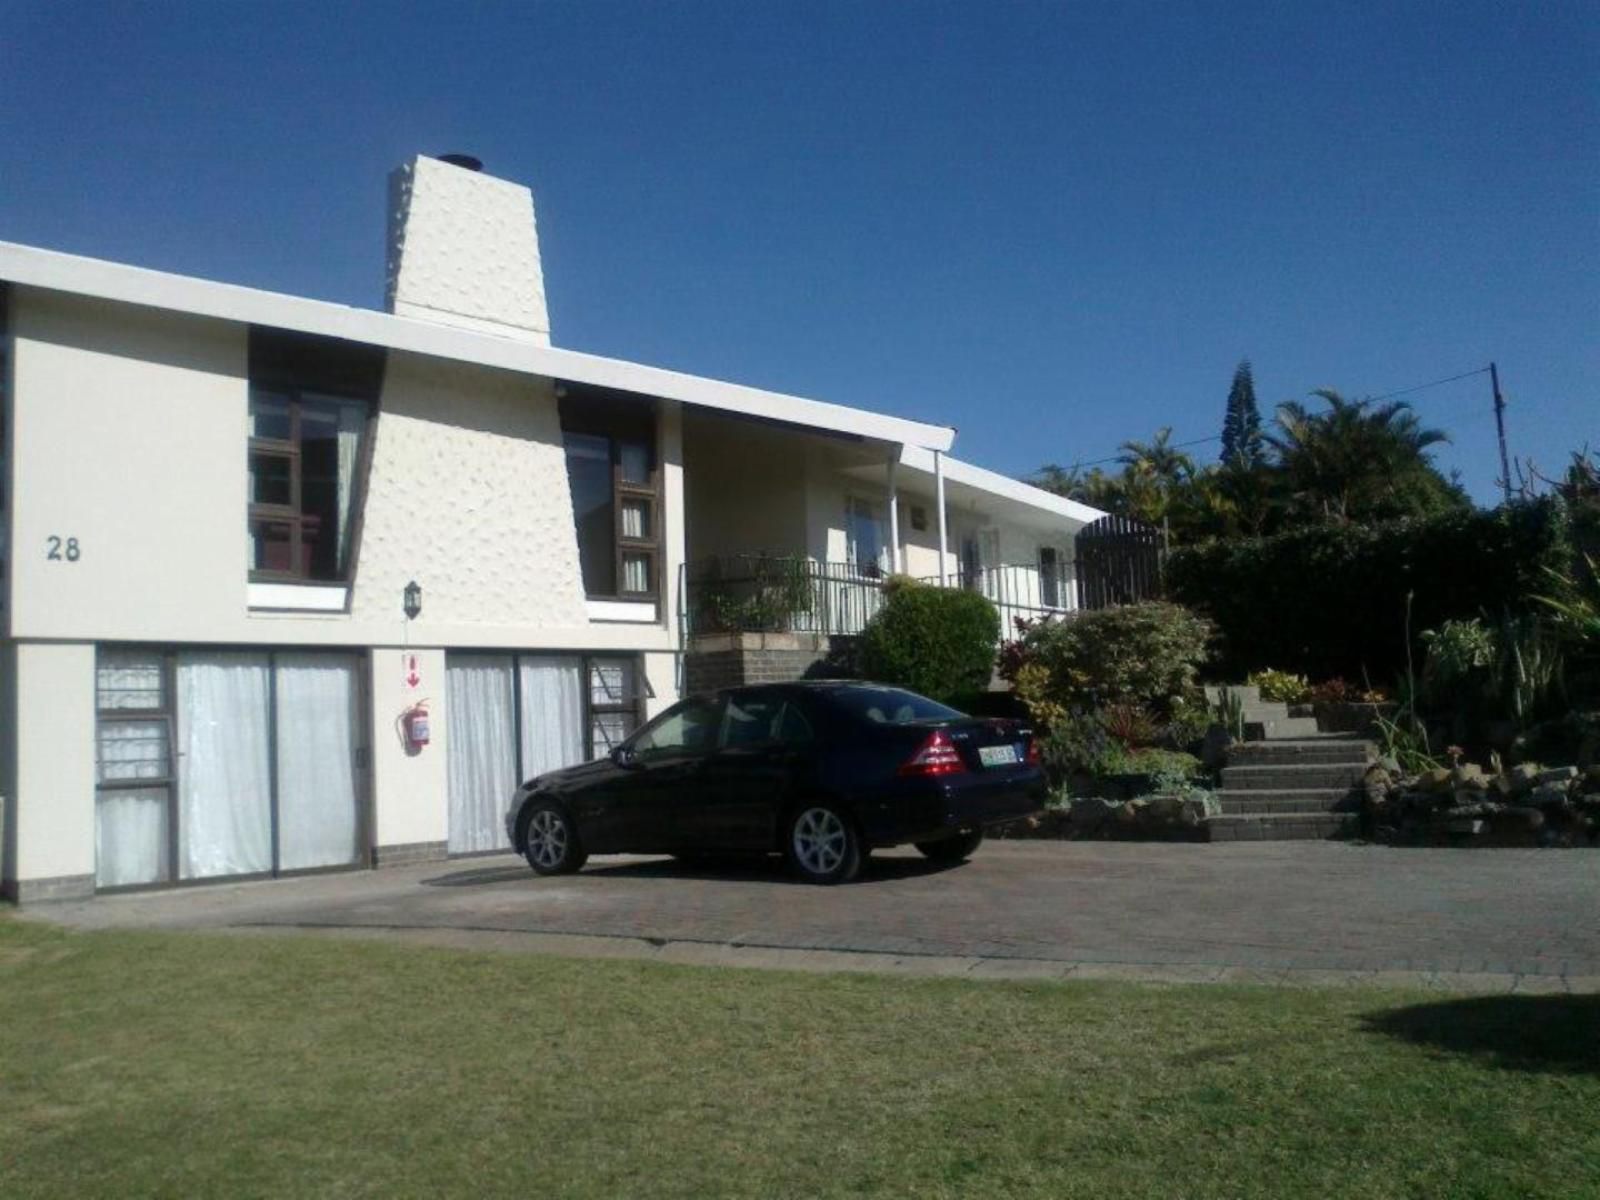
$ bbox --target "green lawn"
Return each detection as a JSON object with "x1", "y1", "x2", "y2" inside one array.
[{"x1": 2, "y1": 916, "x2": 1596, "y2": 1199}]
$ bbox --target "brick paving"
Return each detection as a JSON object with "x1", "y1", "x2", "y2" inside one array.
[{"x1": 30, "y1": 842, "x2": 1600, "y2": 988}]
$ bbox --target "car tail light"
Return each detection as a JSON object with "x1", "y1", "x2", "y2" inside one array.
[
  {"x1": 1025, "y1": 737, "x2": 1041, "y2": 766},
  {"x1": 899, "y1": 729, "x2": 967, "y2": 777}
]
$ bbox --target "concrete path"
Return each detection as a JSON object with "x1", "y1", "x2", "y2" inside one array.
[{"x1": 27, "y1": 841, "x2": 1600, "y2": 992}]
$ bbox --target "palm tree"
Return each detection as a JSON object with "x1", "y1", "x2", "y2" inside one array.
[
  {"x1": 1268, "y1": 390, "x2": 1457, "y2": 523},
  {"x1": 1118, "y1": 426, "x2": 1197, "y2": 489}
]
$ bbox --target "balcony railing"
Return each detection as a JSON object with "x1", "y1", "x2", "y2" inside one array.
[{"x1": 679, "y1": 555, "x2": 1077, "y2": 642}]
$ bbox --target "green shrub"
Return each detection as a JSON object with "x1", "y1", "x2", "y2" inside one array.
[
  {"x1": 1167, "y1": 497, "x2": 1573, "y2": 681},
  {"x1": 1245, "y1": 668, "x2": 1310, "y2": 704},
  {"x1": 1039, "y1": 710, "x2": 1127, "y2": 779},
  {"x1": 1007, "y1": 601, "x2": 1214, "y2": 717},
  {"x1": 857, "y1": 578, "x2": 1000, "y2": 706}
]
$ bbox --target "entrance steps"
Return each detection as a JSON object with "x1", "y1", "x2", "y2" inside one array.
[{"x1": 1201, "y1": 689, "x2": 1375, "y2": 842}]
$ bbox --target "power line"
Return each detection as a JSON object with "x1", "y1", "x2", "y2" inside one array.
[{"x1": 1048, "y1": 364, "x2": 1496, "y2": 473}]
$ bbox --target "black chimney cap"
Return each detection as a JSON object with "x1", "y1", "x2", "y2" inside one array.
[{"x1": 437, "y1": 153, "x2": 483, "y2": 172}]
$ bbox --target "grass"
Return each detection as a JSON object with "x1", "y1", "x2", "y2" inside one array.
[{"x1": 2, "y1": 916, "x2": 1597, "y2": 1199}]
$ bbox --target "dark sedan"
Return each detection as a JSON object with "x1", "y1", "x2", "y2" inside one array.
[{"x1": 505, "y1": 681, "x2": 1047, "y2": 884}]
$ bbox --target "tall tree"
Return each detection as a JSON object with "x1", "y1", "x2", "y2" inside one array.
[
  {"x1": 1220, "y1": 359, "x2": 1264, "y2": 468},
  {"x1": 1268, "y1": 389, "x2": 1465, "y2": 523}
]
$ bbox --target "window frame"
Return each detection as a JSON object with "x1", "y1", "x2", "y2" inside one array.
[
  {"x1": 559, "y1": 391, "x2": 662, "y2": 603},
  {"x1": 248, "y1": 390, "x2": 378, "y2": 585},
  {"x1": 93, "y1": 644, "x2": 373, "y2": 894}
]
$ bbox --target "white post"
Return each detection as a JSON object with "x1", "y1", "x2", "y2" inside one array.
[
  {"x1": 934, "y1": 448, "x2": 949, "y2": 587},
  {"x1": 886, "y1": 450, "x2": 901, "y2": 575}
]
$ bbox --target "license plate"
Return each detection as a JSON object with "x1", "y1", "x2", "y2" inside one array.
[{"x1": 978, "y1": 744, "x2": 1021, "y2": 767}]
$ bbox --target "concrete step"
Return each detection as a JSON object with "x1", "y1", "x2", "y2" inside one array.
[
  {"x1": 1242, "y1": 716, "x2": 1323, "y2": 741},
  {"x1": 1204, "y1": 684, "x2": 1261, "y2": 706},
  {"x1": 1218, "y1": 788, "x2": 1361, "y2": 815},
  {"x1": 1220, "y1": 762, "x2": 1367, "y2": 791},
  {"x1": 1228, "y1": 739, "x2": 1374, "y2": 766},
  {"x1": 1206, "y1": 812, "x2": 1359, "y2": 842}
]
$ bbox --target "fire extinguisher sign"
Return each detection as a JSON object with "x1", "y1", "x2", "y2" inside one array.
[{"x1": 402, "y1": 653, "x2": 422, "y2": 691}]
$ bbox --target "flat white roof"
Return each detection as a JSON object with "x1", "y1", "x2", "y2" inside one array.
[
  {"x1": 0, "y1": 240, "x2": 956, "y2": 453},
  {"x1": 899, "y1": 445, "x2": 1106, "y2": 525}
]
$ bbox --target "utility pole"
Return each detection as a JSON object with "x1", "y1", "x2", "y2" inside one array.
[{"x1": 1490, "y1": 361, "x2": 1512, "y2": 503}]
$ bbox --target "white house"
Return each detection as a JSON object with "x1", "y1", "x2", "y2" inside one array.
[{"x1": 0, "y1": 154, "x2": 1102, "y2": 902}]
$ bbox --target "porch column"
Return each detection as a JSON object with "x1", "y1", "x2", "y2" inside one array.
[
  {"x1": 886, "y1": 450, "x2": 901, "y2": 575},
  {"x1": 934, "y1": 449, "x2": 949, "y2": 586}
]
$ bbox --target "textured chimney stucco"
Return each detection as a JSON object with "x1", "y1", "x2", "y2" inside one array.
[{"x1": 385, "y1": 155, "x2": 551, "y2": 344}]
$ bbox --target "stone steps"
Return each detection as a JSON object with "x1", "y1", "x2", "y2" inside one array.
[
  {"x1": 1207, "y1": 812, "x2": 1359, "y2": 841},
  {"x1": 1242, "y1": 715, "x2": 1322, "y2": 740},
  {"x1": 1220, "y1": 762, "x2": 1369, "y2": 791},
  {"x1": 1227, "y1": 740, "x2": 1373, "y2": 766},
  {"x1": 1217, "y1": 789, "x2": 1362, "y2": 815}
]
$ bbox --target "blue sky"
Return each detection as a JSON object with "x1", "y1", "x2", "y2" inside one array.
[{"x1": 2, "y1": 1, "x2": 1594, "y2": 503}]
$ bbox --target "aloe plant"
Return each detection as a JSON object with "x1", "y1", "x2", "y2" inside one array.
[{"x1": 1537, "y1": 554, "x2": 1600, "y2": 646}]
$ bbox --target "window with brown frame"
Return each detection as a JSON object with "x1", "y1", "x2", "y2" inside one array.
[
  {"x1": 559, "y1": 390, "x2": 660, "y2": 601},
  {"x1": 248, "y1": 329, "x2": 384, "y2": 584}
]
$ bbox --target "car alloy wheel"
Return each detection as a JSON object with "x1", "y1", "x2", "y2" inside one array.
[
  {"x1": 787, "y1": 805, "x2": 861, "y2": 884},
  {"x1": 521, "y1": 803, "x2": 587, "y2": 876}
]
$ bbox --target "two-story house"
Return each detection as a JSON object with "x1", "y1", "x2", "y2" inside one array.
[{"x1": 0, "y1": 153, "x2": 1103, "y2": 902}]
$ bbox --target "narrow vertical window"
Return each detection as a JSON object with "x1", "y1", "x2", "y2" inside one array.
[
  {"x1": 560, "y1": 390, "x2": 660, "y2": 602},
  {"x1": 247, "y1": 329, "x2": 384, "y2": 584}
]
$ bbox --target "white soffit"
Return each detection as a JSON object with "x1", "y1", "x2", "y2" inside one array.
[
  {"x1": 898, "y1": 445, "x2": 1107, "y2": 525},
  {"x1": 0, "y1": 240, "x2": 956, "y2": 453}
]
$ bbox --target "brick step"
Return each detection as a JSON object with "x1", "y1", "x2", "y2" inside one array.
[
  {"x1": 1228, "y1": 740, "x2": 1374, "y2": 766},
  {"x1": 1220, "y1": 763, "x2": 1367, "y2": 791},
  {"x1": 1206, "y1": 812, "x2": 1359, "y2": 841},
  {"x1": 1218, "y1": 788, "x2": 1360, "y2": 815}
]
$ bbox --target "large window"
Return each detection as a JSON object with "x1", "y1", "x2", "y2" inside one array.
[
  {"x1": 94, "y1": 646, "x2": 367, "y2": 889},
  {"x1": 846, "y1": 497, "x2": 886, "y2": 577},
  {"x1": 248, "y1": 329, "x2": 384, "y2": 583},
  {"x1": 560, "y1": 391, "x2": 660, "y2": 600}
]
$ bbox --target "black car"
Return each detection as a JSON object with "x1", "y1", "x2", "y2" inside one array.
[{"x1": 505, "y1": 681, "x2": 1047, "y2": 884}]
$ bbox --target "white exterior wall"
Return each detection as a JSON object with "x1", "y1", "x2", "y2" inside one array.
[
  {"x1": 2, "y1": 287, "x2": 688, "y2": 894},
  {"x1": 4, "y1": 642, "x2": 96, "y2": 895}
]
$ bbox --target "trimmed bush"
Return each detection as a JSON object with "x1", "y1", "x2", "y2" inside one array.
[
  {"x1": 857, "y1": 579, "x2": 1000, "y2": 706},
  {"x1": 1007, "y1": 601, "x2": 1214, "y2": 717},
  {"x1": 1167, "y1": 498, "x2": 1573, "y2": 683}
]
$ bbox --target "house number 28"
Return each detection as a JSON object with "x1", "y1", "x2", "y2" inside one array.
[{"x1": 45, "y1": 536, "x2": 81, "y2": 562}]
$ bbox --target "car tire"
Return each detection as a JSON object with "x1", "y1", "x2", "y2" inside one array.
[
  {"x1": 520, "y1": 801, "x2": 588, "y2": 876},
  {"x1": 915, "y1": 827, "x2": 984, "y2": 862},
  {"x1": 784, "y1": 803, "x2": 862, "y2": 884}
]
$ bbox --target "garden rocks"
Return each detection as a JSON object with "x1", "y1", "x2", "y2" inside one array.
[{"x1": 1363, "y1": 757, "x2": 1599, "y2": 847}]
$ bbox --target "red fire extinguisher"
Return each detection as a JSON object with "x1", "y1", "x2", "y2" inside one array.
[{"x1": 403, "y1": 700, "x2": 431, "y2": 749}]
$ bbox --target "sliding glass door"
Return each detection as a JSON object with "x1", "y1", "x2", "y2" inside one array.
[
  {"x1": 446, "y1": 654, "x2": 639, "y2": 854},
  {"x1": 94, "y1": 646, "x2": 367, "y2": 889}
]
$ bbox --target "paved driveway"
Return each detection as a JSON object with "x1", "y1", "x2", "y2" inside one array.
[{"x1": 31, "y1": 842, "x2": 1600, "y2": 990}]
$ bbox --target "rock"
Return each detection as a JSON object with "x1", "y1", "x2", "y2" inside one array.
[
  {"x1": 1144, "y1": 794, "x2": 1186, "y2": 823},
  {"x1": 1530, "y1": 783, "x2": 1573, "y2": 811},
  {"x1": 1585, "y1": 764, "x2": 1600, "y2": 788},
  {"x1": 1535, "y1": 766, "x2": 1578, "y2": 787},
  {"x1": 1068, "y1": 798, "x2": 1117, "y2": 831},
  {"x1": 1448, "y1": 800, "x2": 1501, "y2": 819},
  {"x1": 1447, "y1": 818, "x2": 1484, "y2": 836},
  {"x1": 1378, "y1": 755, "x2": 1402, "y2": 776},
  {"x1": 1420, "y1": 767, "x2": 1454, "y2": 793},
  {"x1": 1507, "y1": 763, "x2": 1543, "y2": 795},
  {"x1": 1579, "y1": 793, "x2": 1600, "y2": 812},
  {"x1": 1115, "y1": 800, "x2": 1143, "y2": 825},
  {"x1": 1452, "y1": 763, "x2": 1490, "y2": 790},
  {"x1": 1494, "y1": 805, "x2": 1545, "y2": 831}
]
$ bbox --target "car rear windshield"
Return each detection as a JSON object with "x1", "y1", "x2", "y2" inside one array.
[{"x1": 823, "y1": 686, "x2": 964, "y2": 726}]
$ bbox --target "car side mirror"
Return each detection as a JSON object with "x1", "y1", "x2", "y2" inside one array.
[{"x1": 611, "y1": 744, "x2": 640, "y2": 769}]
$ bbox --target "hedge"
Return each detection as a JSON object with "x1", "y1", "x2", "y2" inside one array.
[
  {"x1": 1165, "y1": 498, "x2": 1573, "y2": 683},
  {"x1": 858, "y1": 579, "x2": 1000, "y2": 706}
]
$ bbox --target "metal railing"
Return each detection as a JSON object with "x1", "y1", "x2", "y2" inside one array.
[{"x1": 680, "y1": 555, "x2": 1078, "y2": 643}]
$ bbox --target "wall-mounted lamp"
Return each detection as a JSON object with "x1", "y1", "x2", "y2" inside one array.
[{"x1": 403, "y1": 580, "x2": 423, "y2": 621}]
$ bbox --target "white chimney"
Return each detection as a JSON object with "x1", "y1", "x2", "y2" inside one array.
[{"x1": 385, "y1": 153, "x2": 551, "y2": 345}]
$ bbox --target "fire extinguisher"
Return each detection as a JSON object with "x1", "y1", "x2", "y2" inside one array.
[{"x1": 403, "y1": 700, "x2": 431, "y2": 749}]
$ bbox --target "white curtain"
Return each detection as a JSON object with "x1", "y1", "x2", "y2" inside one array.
[
  {"x1": 519, "y1": 657, "x2": 585, "y2": 779},
  {"x1": 95, "y1": 789, "x2": 168, "y2": 887},
  {"x1": 446, "y1": 657, "x2": 518, "y2": 854},
  {"x1": 177, "y1": 652, "x2": 273, "y2": 879},
  {"x1": 275, "y1": 653, "x2": 361, "y2": 871},
  {"x1": 335, "y1": 400, "x2": 365, "y2": 573}
]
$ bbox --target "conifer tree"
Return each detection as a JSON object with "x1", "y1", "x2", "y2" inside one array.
[{"x1": 1220, "y1": 359, "x2": 1264, "y2": 468}]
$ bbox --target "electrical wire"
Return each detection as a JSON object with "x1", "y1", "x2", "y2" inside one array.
[{"x1": 1048, "y1": 364, "x2": 1495, "y2": 472}]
